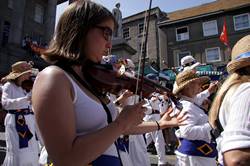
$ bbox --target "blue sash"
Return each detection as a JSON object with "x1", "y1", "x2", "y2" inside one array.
[
  {"x1": 8, "y1": 109, "x2": 34, "y2": 148},
  {"x1": 91, "y1": 155, "x2": 121, "y2": 166},
  {"x1": 116, "y1": 137, "x2": 129, "y2": 152},
  {"x1": 177, "y1": 138, "x2": 217, "y2": 158}
]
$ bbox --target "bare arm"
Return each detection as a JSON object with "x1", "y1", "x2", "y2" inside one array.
[
  {"x1": 223, "y1": 148, "x2": 250, "y2": 166},
  {"x1": 124, "y1": 106, "x2": 187, "y2": 135},
  {"x1": 124, "y1": 121, "x2": 159, "y2": 135},
  {"x1": 32, "y1": 67, "x2": 144, "y2": 166}
]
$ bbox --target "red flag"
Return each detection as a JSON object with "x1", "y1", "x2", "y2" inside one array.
[{"x1": 220, "y1": 19, "x2": 229, "y2": 47}]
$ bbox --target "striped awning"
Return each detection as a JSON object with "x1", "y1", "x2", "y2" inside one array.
[{"x1": 196, "y1": 71, "x2": 223, "y2": 76}]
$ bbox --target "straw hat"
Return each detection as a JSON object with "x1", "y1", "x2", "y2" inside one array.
[
  {"x1": 173, "y1": 69, "x2": 210, "y2": 95},
  {"x1": 227, "y1": 35, "x2": 250, "y2": 74},
  {"x1": 1, "y1": 61, "x2": 32, "y2": 82}
]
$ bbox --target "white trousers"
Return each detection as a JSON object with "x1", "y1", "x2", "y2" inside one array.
[
  {"x1": 146, "y1": 130, "x2": 167, "y2": 165},
  {"x1": 175, "y1": 151, "x2": 217, "y2": 166}
]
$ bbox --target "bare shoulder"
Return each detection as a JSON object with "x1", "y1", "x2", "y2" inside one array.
[
  {"x1": 32, "y1": 66, "x2": 72, "y2": 113},
  {"x1": 36, "y1": 66, "x2": 68, "y2": 83},
  {"x1": 33, "y1": 66, "x2": 71, "y2": 91}
]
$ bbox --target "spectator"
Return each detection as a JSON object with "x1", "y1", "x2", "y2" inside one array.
[{"x1": 180, "y1": 55, "x2": 201, "y2": 72}]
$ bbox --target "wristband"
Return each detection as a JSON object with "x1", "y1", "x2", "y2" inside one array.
[{"x1": 155, "y1": 121, "x2": 160, "y2": 131}]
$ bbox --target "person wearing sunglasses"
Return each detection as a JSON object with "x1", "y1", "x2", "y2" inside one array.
[{"x1": 32, "y1": 1, "x2": 186, "y2": 166}]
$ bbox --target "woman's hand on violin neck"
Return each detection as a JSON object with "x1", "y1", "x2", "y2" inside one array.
[
  {"x1": 159, "y1": 106, "x2": 188, "y2": 128},
  {"x1": 115, "y1": 101, "x2": 146, "y2": 132}
]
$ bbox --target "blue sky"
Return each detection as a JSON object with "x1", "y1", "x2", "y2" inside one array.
[{"x1": 56, "y1": 0, "x2": 216, "y2": 26}]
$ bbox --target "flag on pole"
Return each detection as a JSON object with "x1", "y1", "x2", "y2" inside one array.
[{"x1": 220, "y1": 18, "x2": 229, "y2": 47}]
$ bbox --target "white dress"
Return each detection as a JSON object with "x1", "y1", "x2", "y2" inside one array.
[
  {"x1": 216, "y1": 82, "x2": 250, "y2": 165},
  {"x1": 1, "y1": 82, "x2": 40, "y2": 166}
]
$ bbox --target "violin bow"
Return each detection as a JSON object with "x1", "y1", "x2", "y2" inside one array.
[{"x1": 135, "y1": 0, "x2": 153, "y2": 99}]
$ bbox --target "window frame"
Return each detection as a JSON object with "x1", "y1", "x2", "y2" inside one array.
[
  {"x1": 176, "y1": 26, "x2": 190, "y2": 41},
  {"x1": 34, "y1": 4, "x2": 44, "y2": 24},
  {"x1": 8, "y1": 0, "x2": 13, "y2": 9},
  {"x1": 1, "y1": 21, "x2": 11, "y2": 46},
  {"x1": 205, "y1": 47, "x2": 221, "y2": 63},
  {"x1": 202, "y1": 20, "x2": 218, "y2": 36},
  {"x1": 138, "y1": 23, "x2": 144, "y2": 35},
  {"x1": 123, "y1": 27, "x2": 130, "y2": 39},
  {"x1": 233, "y1": 13, "x2": 250, "y2": 31}
]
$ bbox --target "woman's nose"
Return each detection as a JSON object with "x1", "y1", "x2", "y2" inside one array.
[{"x1": 106, "y1": 41, "x2": 112, "y2": 49}]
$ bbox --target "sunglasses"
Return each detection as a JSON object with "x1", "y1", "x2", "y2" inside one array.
[
  {"x1": 184, "y1": 60, "x2": 197, "y2": 67},
  {"x1": 94, "y1": 25, "x2": 113, "y2": 41}
]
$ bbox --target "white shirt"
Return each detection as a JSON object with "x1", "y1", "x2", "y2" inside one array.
[
  {"x1": 1, "y1": 82, "x2": 31, "y2": 110},
  {"x1": 175, "y1": 96, "x2": 212, "y2": 143},
  {"x1": 194, "y1": 89, "x2": 210, "y2": 106},
  {"x1": 217, "y1": 82, "x2": 250, "y2": 164}
]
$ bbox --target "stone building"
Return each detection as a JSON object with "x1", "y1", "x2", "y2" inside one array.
[
  {"x1": 0, "y1": 0, "x2": 67, "y2": 77},
  {"x1": 122, "y1": 7, "x2": 167, "y2": 70},
  {"x1": 158, "y1": 0, "x2": 250, "y2": 68}
]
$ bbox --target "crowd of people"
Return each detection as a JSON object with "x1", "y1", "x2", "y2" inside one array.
[{"x1": 0, "y1": 0, "x2": 250, "y2": 166}]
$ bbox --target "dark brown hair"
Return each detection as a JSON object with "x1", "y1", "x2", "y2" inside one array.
[{"x1": 43, "y1": 0, "x2": 117, "y2": 65}]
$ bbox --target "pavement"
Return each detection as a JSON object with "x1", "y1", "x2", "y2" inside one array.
[{"x1": 149, "y1": 153, "x2": 176, "y2": 166}]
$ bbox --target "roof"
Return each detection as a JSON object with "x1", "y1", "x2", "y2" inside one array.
[
  {"x1": 163, "y1": 0, "x2": 250, "y2": 24},
  {"x1": 123, "y1": 7, "x2": 167, "y2": 24}
]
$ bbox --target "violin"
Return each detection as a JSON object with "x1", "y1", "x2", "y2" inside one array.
[{"x1": 84, "y1": 63, "x2": 180, "y2": 105}]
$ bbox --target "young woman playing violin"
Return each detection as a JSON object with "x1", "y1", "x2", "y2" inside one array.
[{"x1": 32, "y1": 1, "x2": 186, "y2": 165}]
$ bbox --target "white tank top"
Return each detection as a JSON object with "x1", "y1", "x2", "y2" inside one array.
[{"x1": 61, "y1": 68, "x2": 118, "y2": 157}]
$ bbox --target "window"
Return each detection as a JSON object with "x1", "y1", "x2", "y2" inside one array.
[
  {"x1": 1, "y1": 21, "x2": 11, "y2": 46},
  {"x1": 205, "y1": 47, "x2": 221, "y2": 62},
  {"x1": 233, "y1": 13, "x2": 250, "y2": 31},
  {"x1": 123, "y1": 27, "x2": 130, "y2": 39},
  {"x1": 138, "y1": 23, "x2": 144, "y2": 34},
  {"x1": 34, "y1": 4, "x2": 44, "y2": 24},
  {"x1": 8, "y1": 0, "x2": 13, "y2": 9},
  {"x1": 176, "y1": 26, "x2": 189, "y2": 41},
  {"x1": 203, "y1": 20, "x2": 218, "y2": 36},
  {"x1": 177, "y1": 51, "x2": 191, "y2": 66}
]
